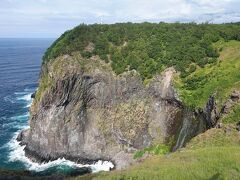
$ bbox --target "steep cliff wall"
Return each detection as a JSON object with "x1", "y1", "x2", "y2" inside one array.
[{"x1": 18, "y1": 53, "x2": 210, "y2": 169}]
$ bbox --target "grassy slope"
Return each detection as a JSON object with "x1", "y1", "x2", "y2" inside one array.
[
  {"x1": 223, "y1": 104, "x2": 240, "y2": 123},
  {"x1": 78, "y1": 127, "x2": 240, "y2": 180},
  {"x1": 174, "y1": 40, "x2": 240, "y2": 110}
]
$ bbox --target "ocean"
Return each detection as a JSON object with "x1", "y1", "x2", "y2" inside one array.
[{"x1": 0, "y1": 38, "x2": 113, "y2": 176}]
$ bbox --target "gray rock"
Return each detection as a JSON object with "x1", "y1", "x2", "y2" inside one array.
[
  {"x1": 231, "y1": 90, "x2": 240, "y2": 101},
  {"x1": 221, "y1": 90, "x2": 240, "y2": 115}
]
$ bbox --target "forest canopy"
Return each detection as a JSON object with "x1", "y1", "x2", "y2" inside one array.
[{"x1": 43, "y1": 22, "x2": 240, "y2": 79}]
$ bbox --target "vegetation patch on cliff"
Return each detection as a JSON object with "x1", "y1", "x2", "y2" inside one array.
[
  {"x1": 222, "y1": 104, "x2": 240, "y2": 124},
  {"x1": 133, "y1": 144, "x2": 170, "y2": 159},
  {"x1": 174, "y1": 40, "x2": 240, "y2": 110},
  {"x1": 31, "y1": 73, "x2": 53, "y2": 113}
]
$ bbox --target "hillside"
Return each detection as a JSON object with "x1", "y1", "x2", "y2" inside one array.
[
  {"x1": 175, "y1": 40, "x2": 240, "y2": 109},
  {"x1": 16, "y1": 22, "x2": 240, "y2": 179}
]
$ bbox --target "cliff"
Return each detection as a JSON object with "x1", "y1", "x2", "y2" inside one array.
[{"x1": 18, "y1": 52, "x2": 209, "y2": 169}]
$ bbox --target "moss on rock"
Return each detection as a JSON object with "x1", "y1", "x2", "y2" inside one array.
[{"x1": 97, "y1": 99, "x2": 151, "y2": 147}]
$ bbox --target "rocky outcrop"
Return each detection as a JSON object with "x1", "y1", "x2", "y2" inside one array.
[
  {"x1": 192, "y1": 90, "x2": 240, "y2": 132},
  {"x1": 194, "y1": 96, "x2": 220, "y2": 129},
  {"x1": 221, "y1": 90, "x2": 240, "y2": 114},
  {"x1": 18, "y1": 54, "x2": 209, "y2": 169}
]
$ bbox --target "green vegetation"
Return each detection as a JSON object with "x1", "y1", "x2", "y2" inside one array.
[
  {"x1": 222, "y1": 104, "x2": 240, "y2": 124},
  {"x1": 81, "y1": 147, "x2": 240, "y2": 180},
  {"x1": 79, "y1": 127, "x2": 240, "y2": 180},
  {"x1": 186, "y1": 125, "x2": 240, "y2": 149},
  {"x1": 43, "y1": 22, "x2": 240, "y2": 80},
  {"x1": 133, "y1": 144, "x2": 170, "y2": 159},
  {"x1": 34, "y1": 74, "x2": 53, "y2": 103},
  {"x1": 80, "y1": 147, "x2": 240, "y2": 180},
  {"x1": 174, "y1": 40, "x2": 240, "y2": 108}
]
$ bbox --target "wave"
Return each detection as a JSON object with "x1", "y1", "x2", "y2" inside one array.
[
  {"x1": 5, "y1": 113, "x2": 30, "y2": 129},
  {"x1": 1, "y1": 121, "x2": 18, "y2": 129},
  {"x1": 24, "y1": 101, "x2": 32, "y2": 108},
  {"x1": 10, "y1": 113, "x2": 29, "y2": 120},
  {"x1": 16, "y1": 93, "x2": 32, "y2": 102},
  {"x1": 3, "y1": 95, "x2": 16, "y2": 103},
  {"x1": 23, "y1": 87, "x2": 37, "y2": 92},
  {"x1": 1, "y1": 112, "x2": 29, "y2": 130},
  {"x1": 14, "y1": 92, "x2": 29, "y2": 95},
  {"x1": 15, "y1": 91, "x2": 33, "y2": 108},
  {"x1": 4, "y1": 91, "x2": 33, "y2": 104},
  {"x1": 7, "y1": 132, "x2": 114, "y2": 173}
]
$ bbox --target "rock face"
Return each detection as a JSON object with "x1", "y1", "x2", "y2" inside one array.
[
  {"x1": 221, "y1": 90, "x2": 240, "y2": 114},
  {"x1": 19, "y1": 54, "x2": 208, "y2": 169}
]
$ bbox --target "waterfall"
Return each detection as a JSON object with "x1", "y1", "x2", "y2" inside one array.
[{"x1": 173, "y1": 112, "x2": 193, "y2": 151}]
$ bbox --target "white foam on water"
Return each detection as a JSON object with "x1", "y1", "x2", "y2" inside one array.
[
  {"x1": 1, "y1": 121, "x2": 18, "y2": 129},
  {"x1": 7, "y1": 132, "x2": 114, "y2": 173},
  {"x1": 14, "y1": 92, "x2": 28, "y2": 95},
  {"x1": 5, "y1": 113, "x2": 30, "y2": 129},
  {"x1": 17, "y1": 93, "x2": 32, "y2": 102},
  {"x1": 90, "y1": 161, "x2": 115, "y2": 173},
  {"x1": 4, "y1": 95, "x2": 15, "y2": 103},
  {"x1": 1, "y1": 112, "x2": 29, "y2": 129},
  {"x1": 15, "y1": 91, "x2": 33, "y2": 108},
  {"x1": 25, "y1": 102, "x2": 32, "y2": 108},
  {"x1": 10, "y1": 113, "x2": 29, "y2": 121},
  {"x1": 24, "y1": 88, "x2": 36, "y2": 92}
]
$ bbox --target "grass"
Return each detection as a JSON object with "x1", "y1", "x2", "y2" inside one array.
[
  {"x1": 78, "y1": 147, "x2": 240, "y2": 180},
  {"x1": 174, "y1": 40, "x2": 240, "y2": 108},
  {"x1": 34, "y1": 74, "x2": 53, "y2": 103},
  {"x1": 186, "y1": 125, "x2": 240, "y2": 149},
  {"x1": 77, "y1": 127, "x2": 240, "y2": 180},
  {"x1": 222, "y1": 104, "x2": 240, "y2": 124},
  {"x1": 133, "y1": 144, "x2": 170, "y2": 159}
]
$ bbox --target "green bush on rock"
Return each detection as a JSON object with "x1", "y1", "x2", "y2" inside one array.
[{"x1": 134, "y1": 144, "x2": 170, "y2": 159}]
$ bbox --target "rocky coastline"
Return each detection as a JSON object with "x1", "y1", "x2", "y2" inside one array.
[{"x1": 17, "y1": 53, "x2": 230, "y2": 170}]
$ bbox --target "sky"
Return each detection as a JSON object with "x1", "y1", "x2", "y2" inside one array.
[{"x1": 0, "y1": 0, "x2": 240, "y2": 38}]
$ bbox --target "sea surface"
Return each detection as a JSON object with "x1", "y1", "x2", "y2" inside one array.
[{"x1": 0, "y1": 38, "x2": 113, "y2": 176}]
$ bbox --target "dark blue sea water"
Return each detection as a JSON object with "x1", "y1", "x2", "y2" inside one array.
[
  {"x1": 0, "y1": 38, "x2": 113, "y2": 176},
  {"x1": 0, "y1": 38, "x2": 53, "y2": 169}
]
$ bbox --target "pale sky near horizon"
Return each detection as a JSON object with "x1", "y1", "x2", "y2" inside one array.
[{"x1": 0, "y1": 0, "x2": 240, "y2": 38}]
